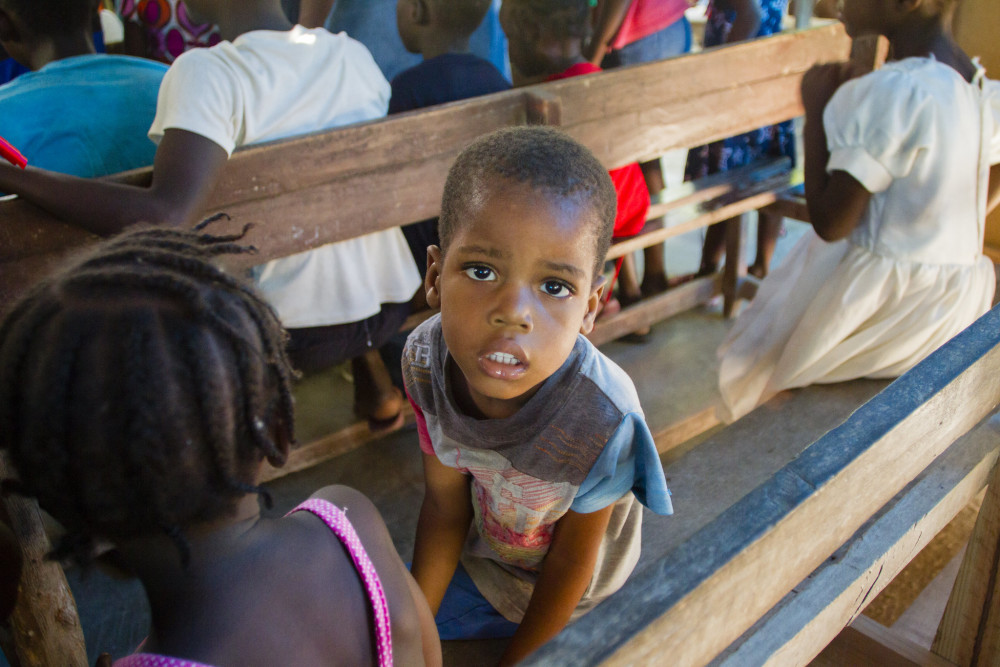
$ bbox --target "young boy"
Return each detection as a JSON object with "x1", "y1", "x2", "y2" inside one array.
[
  {"x1": 389, "y1": 0, "x2": 510, "y2": 114},
  {"x1": 0, "y1": 0, "x2": 420, "y2": 432},
  {"x1": 403, "y1": 126, "x2": 673, "y2": 664},
  {"x1": 0, "y1": 0, "x2": 166, "y2": 176}
]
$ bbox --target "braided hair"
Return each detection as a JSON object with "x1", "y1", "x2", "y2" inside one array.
[{"x1": 0, "y1": 222, "x2": 295, "y2": 566}]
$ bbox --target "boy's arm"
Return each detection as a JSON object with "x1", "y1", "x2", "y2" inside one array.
[
  {"x1": 801, "y1": 63, "x2": 872, "y2": 241},
  {"x1": 498, "y1": 505, "x2": 616, "y2": 666},
  {"x1": 411, "y1": 452, "x2": 473, "y2": 615},
  {"x1": 584, "y1": 0, "x2": 634, "y2": 65},
  {"x1": 0, "y1": 128, "x2": 229, "y2": 236}
]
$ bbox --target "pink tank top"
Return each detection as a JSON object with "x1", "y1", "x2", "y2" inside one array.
[{"x1": 115, "y1": 499, "x2": 394, "y2": 667}]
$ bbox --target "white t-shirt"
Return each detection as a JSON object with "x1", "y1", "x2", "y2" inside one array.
[{"x1": 149, "y1": 26, "x2": 421, "y2": 327}]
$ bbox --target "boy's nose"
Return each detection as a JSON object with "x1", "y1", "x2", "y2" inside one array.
[{"x1": 490, "y1": 285, "x2": 533, "y2": 331}]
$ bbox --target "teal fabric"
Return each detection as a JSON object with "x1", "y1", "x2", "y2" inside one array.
[{"x1": 0, "y1": 54, "x2": 166, "y2": 177}]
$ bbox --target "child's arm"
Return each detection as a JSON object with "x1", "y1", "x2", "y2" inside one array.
[
  {"x1": 715, "y1": 0, "x2": 762, "y2": 43},
  {"x1": 411, "y1": 453, "x2": 474, "y2": 615},
  {"x1": 801, "y1": 63, "x2": 872, "y2": 241},
  {"x1": 498, "y1": 505, "x2": 616, "y2": 666},
  {"x1": 584, "y1": 0, "x2": 634, "y2": 66},
  {"x1": 0, "y1": 128, "x2": 229, "y2": 236}
]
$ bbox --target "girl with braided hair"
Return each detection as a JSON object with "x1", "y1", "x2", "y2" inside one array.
[{"x1": 0, "y1": 226, "x2": 440, "y2": 666}]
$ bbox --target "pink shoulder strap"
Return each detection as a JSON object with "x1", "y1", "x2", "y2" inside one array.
[
  {"x1": 114, "y1": 655, "x2": 214, "y2": 667},
  {"x1": 287, "y1": 498, "x2": 394, "y2": 667}
]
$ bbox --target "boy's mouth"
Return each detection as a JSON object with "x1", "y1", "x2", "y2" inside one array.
[
  {"x1": 486, "y1": 352, "x2": 521, "y2": 366},
  {"x1": 479, "y1": 344, "x2": 528, "y2": 380}
]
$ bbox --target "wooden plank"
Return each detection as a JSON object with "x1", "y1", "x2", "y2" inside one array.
[
  {"x1": 260, "y1": 404, "x2": 416, "y2": 483},
  {"x1": 714, "y1": 415, "x2": 1000, "y2": 666},
  {"x1": 813, "y1": 617, "x2": 955, "y2": 667},
  {"x1": 0, "y1": 454, "x2": 87, "y2": 667},
  {"x1": 652, "y1": 406, "x2": 722, "y2": 455},
  {"x1": 586, "y1": 275, "x2": 718, "y2": 346},
  {"x1": 933, "y1": 436, "x2": 1000, "y2": 665},
  {"x1": 525, "y1": 305, "x2": 1000, "y2": 667}
]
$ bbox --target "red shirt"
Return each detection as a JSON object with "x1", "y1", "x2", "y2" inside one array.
[
  {"x1": 546, "y1": 63, "x2": 650, "y2": 238},
  {"x1": 612, "y1": 0, "x2": 690, "y2": 50}
]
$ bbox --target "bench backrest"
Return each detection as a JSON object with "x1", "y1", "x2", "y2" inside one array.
[{"x1": 0, "y1": 23, "x2": 851, "y2": 312}]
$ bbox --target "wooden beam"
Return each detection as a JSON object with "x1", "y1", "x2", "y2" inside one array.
[
  {"x1": 715, "y1": 415, "x2": 1000, "y2": 666},
  {"x1": 933, "y1": 440, "x2": 1000, "y2": 665},
  {"x1": 813, "y1": 617, "x2": 955, "y2": 667},
  {"x1": 525, "y1": 306, "x2": 1000, "y2": 667},
  {"x1": 0, "y1": 454, "x2": 87, "y2": 667}
]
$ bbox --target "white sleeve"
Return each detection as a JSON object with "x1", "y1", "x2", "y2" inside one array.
[
  {"x1": 986, "y1": 79, "x2": 1000, "y2": 165},
  {"x1": 147, "y1": 48, "x2": 243, "y2": 156},
  {"x1": 823, "y1": 69, "x2": 933, "y2": 193}
]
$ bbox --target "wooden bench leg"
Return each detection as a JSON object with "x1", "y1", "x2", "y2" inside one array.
[
  {"x1": 933, "y1": 454, "x2": 1000, "y2": 666},
  {"x1": 0, "y1": 453, "x2": 87, "y2": 667},
  {"x1": 722, "y1": 213, "x2": 748, "y2": 318}
]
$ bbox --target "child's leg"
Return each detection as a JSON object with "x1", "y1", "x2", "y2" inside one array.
[
  {"x1": 638, "y1": 158, "x2": 672, "y2": 297},
  {"x1": 749, "y1": 211, "x2": 783, "y2": 279}
]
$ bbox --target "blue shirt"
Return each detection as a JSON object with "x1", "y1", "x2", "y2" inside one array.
[
  {"x1": 0, "y1": 54, "x2": 166, "y2": 177},
  {"x1": 389, "y1": 53, "x2": 511, "y2": 114},
  {"x1": 326, "y1": 0, "x2": 510, "y2": 82}
]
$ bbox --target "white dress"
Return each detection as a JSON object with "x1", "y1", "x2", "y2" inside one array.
[{"x1": 718, "y1": 57, "x2": 1000, "y2": 423}]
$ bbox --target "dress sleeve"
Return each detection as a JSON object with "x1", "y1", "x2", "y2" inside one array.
[
  {"x1": 823, "y1": 68, "x2": 933, "y2": 194},
  {"x1": 147, "y1": 49, "x2": 242, "y2": 155},
  {"x1": 570, "y1": 413, "x2": 673, "y2": 516},
  {"x1": 986, "y1": 79, "x2": 1000, "y2": 165}
]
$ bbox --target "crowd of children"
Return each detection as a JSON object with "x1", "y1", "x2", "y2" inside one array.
[{"x1": 1, "y1": 0, "x2": 999, "y2": 664}]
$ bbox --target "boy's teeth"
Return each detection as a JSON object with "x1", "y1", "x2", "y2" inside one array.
[{"x1": 487, "y1": 352, "x2": 520, "y2": 365}]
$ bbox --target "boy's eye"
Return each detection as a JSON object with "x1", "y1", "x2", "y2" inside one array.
[
  {"x1": 464, "y1": 265, "x2": 496, "y2": 282},
  {"x1": 541, "y1": 280, "x2": 573, "y2": 298}
]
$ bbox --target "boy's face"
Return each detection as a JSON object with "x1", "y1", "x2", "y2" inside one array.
[
  {"x1": 425, "y1": 179, "x2": 605, "y2": 420},
  {"x1": 396, "y1": 0, "x2": 420, "y2": 54}
]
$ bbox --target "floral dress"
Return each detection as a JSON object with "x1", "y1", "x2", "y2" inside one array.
[
  {"x1": 116, "y1": 0, "x2": 221, "y2": 63},
  {"x1": 685, "y1": 0, "x2": 795, "y2": 179}
]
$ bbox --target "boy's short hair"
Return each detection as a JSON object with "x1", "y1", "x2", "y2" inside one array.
[
  {"x1": 504, "y1": 0, "x2": 591, "y2": 41},
  {"x1": 439, "y1": 126, "x2": 617, "y2": 277},
  {"x1": 0, "y1": 0, "x2": 95, "y2": 37},
  {"x1": 429, "y1": 0, "x2": 493, "y2": 37}
]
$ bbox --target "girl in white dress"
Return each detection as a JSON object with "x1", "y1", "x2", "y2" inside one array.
[{"x1": 717, "y1": 0, "x2": 1000, "y2": 422}]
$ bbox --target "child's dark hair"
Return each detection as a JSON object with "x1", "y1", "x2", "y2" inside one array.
[
  {"x1": 439, "y1": 126, "x2": 617, "y2": 276},
  {"x1": 0, "y1": 0, "x2": 96, "y2": 38},
  {"x1": 0, "y1": 224, "x2": 295, "y2": 566},
  {"x1": 430, "y1": 0, "x2": 493, "y2": 38},
  {"x1": 504, "y1": 0, "x2": 592, "y2": 42}
]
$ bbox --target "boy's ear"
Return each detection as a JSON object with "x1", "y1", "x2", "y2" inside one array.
[
  {"x1": 413, "y1": 0, "x2": 431, "y2": 25},
  {"x1": 425, "y1": 245, "x2": 443, "y2": 310},
  {"x1": 580, "y1": 274, "x2": 606, "y2": 335}
]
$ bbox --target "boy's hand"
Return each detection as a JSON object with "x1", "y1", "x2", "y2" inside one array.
[
  {"x1": 411, "y1": 453, "x2": 473, "y2": 616},
  {"x1": 498, "y1": 505, "x2": 616, "y2": 666}
]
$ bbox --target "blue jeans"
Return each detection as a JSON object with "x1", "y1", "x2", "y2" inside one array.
[
  {"x1": 412, "y1": 562, "x2": 520, "y2": 640},
  {"x1": 603, "y1": 16, "x2": 692, "y2": 68}
]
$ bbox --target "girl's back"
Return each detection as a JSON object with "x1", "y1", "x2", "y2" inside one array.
[{"x1": 824, "y1": 56, "x2": 999, "y2": 265}]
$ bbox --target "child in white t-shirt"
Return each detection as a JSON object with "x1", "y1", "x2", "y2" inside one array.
[{"x1": 0, "y1": 0, "x2": 421, "y2": 428}]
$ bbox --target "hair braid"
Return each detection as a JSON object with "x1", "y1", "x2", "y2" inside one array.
[{"x1": 0, "y1": 222, "x2": 295, "y2": 566}]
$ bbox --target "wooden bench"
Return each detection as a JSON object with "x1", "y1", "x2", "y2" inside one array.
[
  {"x1": 0, "y1": 23, "x2": 873, "y2": 666},
  {"x1": 525, "y1": 304, "x2": 1000, "y2": 667}
]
